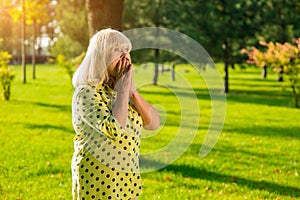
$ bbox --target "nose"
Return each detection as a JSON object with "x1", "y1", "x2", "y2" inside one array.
[{"x1": 123, "y1": 53, "x2": 131, "y2": 62}]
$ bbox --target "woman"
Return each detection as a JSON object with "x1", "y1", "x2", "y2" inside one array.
[{"x1": 71, "y1": 28, "x2": 160, "y2": 200}]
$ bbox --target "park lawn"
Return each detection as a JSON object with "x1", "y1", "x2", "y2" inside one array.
[{"x1": 0, "y1": 63, "x2": 299, "y2": 200}]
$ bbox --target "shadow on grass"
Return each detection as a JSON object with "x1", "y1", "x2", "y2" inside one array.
[
  {"x1": 140, "y1": 87, "x2": 220, "y2": 102},
  {"x1": 33, "y1": 102, "x2": 71, "y2": 112},
  {"x1": 222, "y1": 124, "x2": 300, "y2": 139},
  {"x1": 140, "y1": 85, "x2": 293, "y2": 108},
  {"x1": 163, "y1": 164, "x2": 300, "y2": 197},
  {"x1": 23, "y1": 123, "x2": 73, "y2": 133},
  {"x1": 231, "y1": 82, "x2": 281, "y2": 89},
  {"x1": 10, "y1": 100, "x2": 71, "y2": 112}
]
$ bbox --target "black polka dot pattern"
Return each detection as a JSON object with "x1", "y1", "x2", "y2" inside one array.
[{"x1": 72, "y1": 84, "x2": 142, "y2": 199}]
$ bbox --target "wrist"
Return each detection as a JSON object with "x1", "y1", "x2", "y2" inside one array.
[
  {"x1": 130, "y1": 89, "x2": 137, "y2": 99},
  {"x1": 116, "y1": 90, "x2": 130, "y2": 97}
]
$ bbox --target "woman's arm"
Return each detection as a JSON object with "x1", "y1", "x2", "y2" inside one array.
[
  {"x1": 110, "y1": 55, "x2": 132, "y2": 128},
  {"x1": 112, "y1": 91, "x2": 129, "y2": 128},
  {"x1": 110, "y1": 55, "x2": 160, "y2": 130},
  {"x1": 130, "y1": 91, "x2": 160, "y2": 130},
  {"x1": 112, "y1": 72, "x2": 132, "y2": 128}
]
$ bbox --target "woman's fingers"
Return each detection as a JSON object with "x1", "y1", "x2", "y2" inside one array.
[
  {"x1": 114, "y1": 66, "x2": 133, "y2": 93},
  {"x1": 112, "y1": 54, "x2": 134, "y2": 93},
  {"x1": 115, "y1": 58, "x2": 125, "y2": 80},
  {"x1": 119, "y1": 56, "x2": 131, "y2": 76}
]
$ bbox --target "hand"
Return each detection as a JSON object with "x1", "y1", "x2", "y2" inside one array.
[
  {"x1": 114, "y1": 56, "x2": 133, "y2": 94},
  {"x1": 114, "y1": 67, "x2": 133, "y2": 95},
  {"x1": 107, "y1": 55, "x2": 131, "y2": 89},
  {"x1": 119, "y1": 55, "x2": 136, "y2": 96},
  {"x1": 115, "y1": 55, "x2": 131, "y2": 81},
  {"x1": 129, "y1": 65, "x2": 136, "y2": 96}
]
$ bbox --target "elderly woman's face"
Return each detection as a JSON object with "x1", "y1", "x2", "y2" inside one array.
[
  {"x1": 111, "y1": 46, "x2": 130, "y2": 61},
  {"x1": 107, "y1": 46, "x2": 131, "y2": 77}
]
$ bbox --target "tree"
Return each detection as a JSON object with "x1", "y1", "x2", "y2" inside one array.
[
  {"x1": 123, "y1": 0, "x2": 168, "y2": 84},
  {"x1": 154, "y1": 0, "x2": 257, "y2": 92},
  {"x1": 258, "y1": 0, "x2": 300, "y2": 43},
  {"x1": 196, "y1": 0, "x2": 265, "y2": 93},
  {"x1": 26, "y1": 0, "x2": 53, "y2": 79},
  {"x1": 4, "y1": 0, "x2": 57, "y2": 82},
  {"x1": 124, "y1": 0, "x2": 268, "y2": 91},
  {"x1": 21, "y1": 0, "x2": 26, "y2": 83},
  {"x1": 7, "y1": 0, "x2": 28, "y2": 83},
  {"x1": 246, "y1": 0, "x2": 300, "y2": 79},
  {"x1": 242, "y1": 40, "x2": 300, "y2": 108},
  {"x1": 158, "y1": 0, "x2": 300, "y2": 92},
  {"x1": 85, "y1": 0, "x2": 124, "y2": 37},
  {"x1": 54, "y1": 0, "x2": 89, "y2": 55}
]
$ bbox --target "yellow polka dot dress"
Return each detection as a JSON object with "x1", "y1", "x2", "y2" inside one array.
[{"x1": 71, "y1": 84, "x2": 143, "y2": 200}]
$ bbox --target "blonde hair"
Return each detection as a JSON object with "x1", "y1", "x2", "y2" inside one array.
[{"x1": 72, "y1": 28, "x2": 132, "y2": 88}]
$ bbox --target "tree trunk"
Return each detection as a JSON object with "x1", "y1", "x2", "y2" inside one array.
[
  {"x1": 224, "y1": 61, "x2": 229, "y2": 93},
  {"x1": 171, "y1": 64, "x2": 176, "y2": 81},
  {"x1": 21, "y1": 0, "x2": 26, "y2": 84},
  {"x1": 222, "y1": 39, "x2": 229, "y2": 93},
  {"x1": 153, "y1": 64, "x2": 159, "y2": 84},
  {"x1": 262, "y1": 66, "x2": 267, "y2": 79},
  {"x1": 153, "y1": 49, "x2": 159, "y2": 85},
  {"x1": 85, "y1": 0, "x2": 124, "y2": 37},
  {"x1": 277, "y1": 66, "x2": 284, "y2": 82},
  {"x1": 290, "y1": 80, "x2": 299, "y2": 108},
  {"x1": 32, "y1": 18, "x2": 36, "y2": 79}
]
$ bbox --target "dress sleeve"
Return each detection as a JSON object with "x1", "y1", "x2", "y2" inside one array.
[{"x1": 73, "y1": 85, "x2": 136, "y2": 153}]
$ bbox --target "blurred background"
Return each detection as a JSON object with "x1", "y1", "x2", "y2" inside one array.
[{"x1": 1, "y1": 0, "x2": 300, "y2": 93}]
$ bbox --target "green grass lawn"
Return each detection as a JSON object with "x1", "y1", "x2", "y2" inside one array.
[{"x1": 0, "y1": 63, "x2": 299, "y2": 200}]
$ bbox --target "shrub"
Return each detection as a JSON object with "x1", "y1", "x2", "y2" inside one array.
[
  {"x1": 241, "y1": 39, "x2": 300, "y2": 108},
  {"x1": 54, "y1": 53, "x2": 85, "y2": 85},
  {"x1": 0, "y1": 51, "x2": 14, "y2": 101}
]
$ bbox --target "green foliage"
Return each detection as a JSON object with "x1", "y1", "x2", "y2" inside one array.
[
  {"x1": 0, "y1": 51, "x2": 11, "y2": 67},
  {"x1": 8, "y1": 0, "x2": 50, "y2": 24},
  {"x1": 258, "y1": 0, "x2": 300, "y2": 43},
  {"x1": 241, "y1": 39, "x2": 300, "y2": 108},
  {"x1": 49, "y1": 35, "x2": 85, "y2": 58},
  {"x1": 54, "y1": 52, "x2": 85, "y2": 84},
  {"x1": 52, "y1": 0, "x2": 89, "y2": 56},
  {"x1": 1, "y1": 0, "x2": 57, "y2": 56},
  {"x1": 0, "y1": 51, "x2": 14, "y2": 100},
  {"x1": 123, "y1": 0, "x2": 158, "y2": 29},
  {"x1": 123, "y1": 0, "x2": 300, "y2": 67}
]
